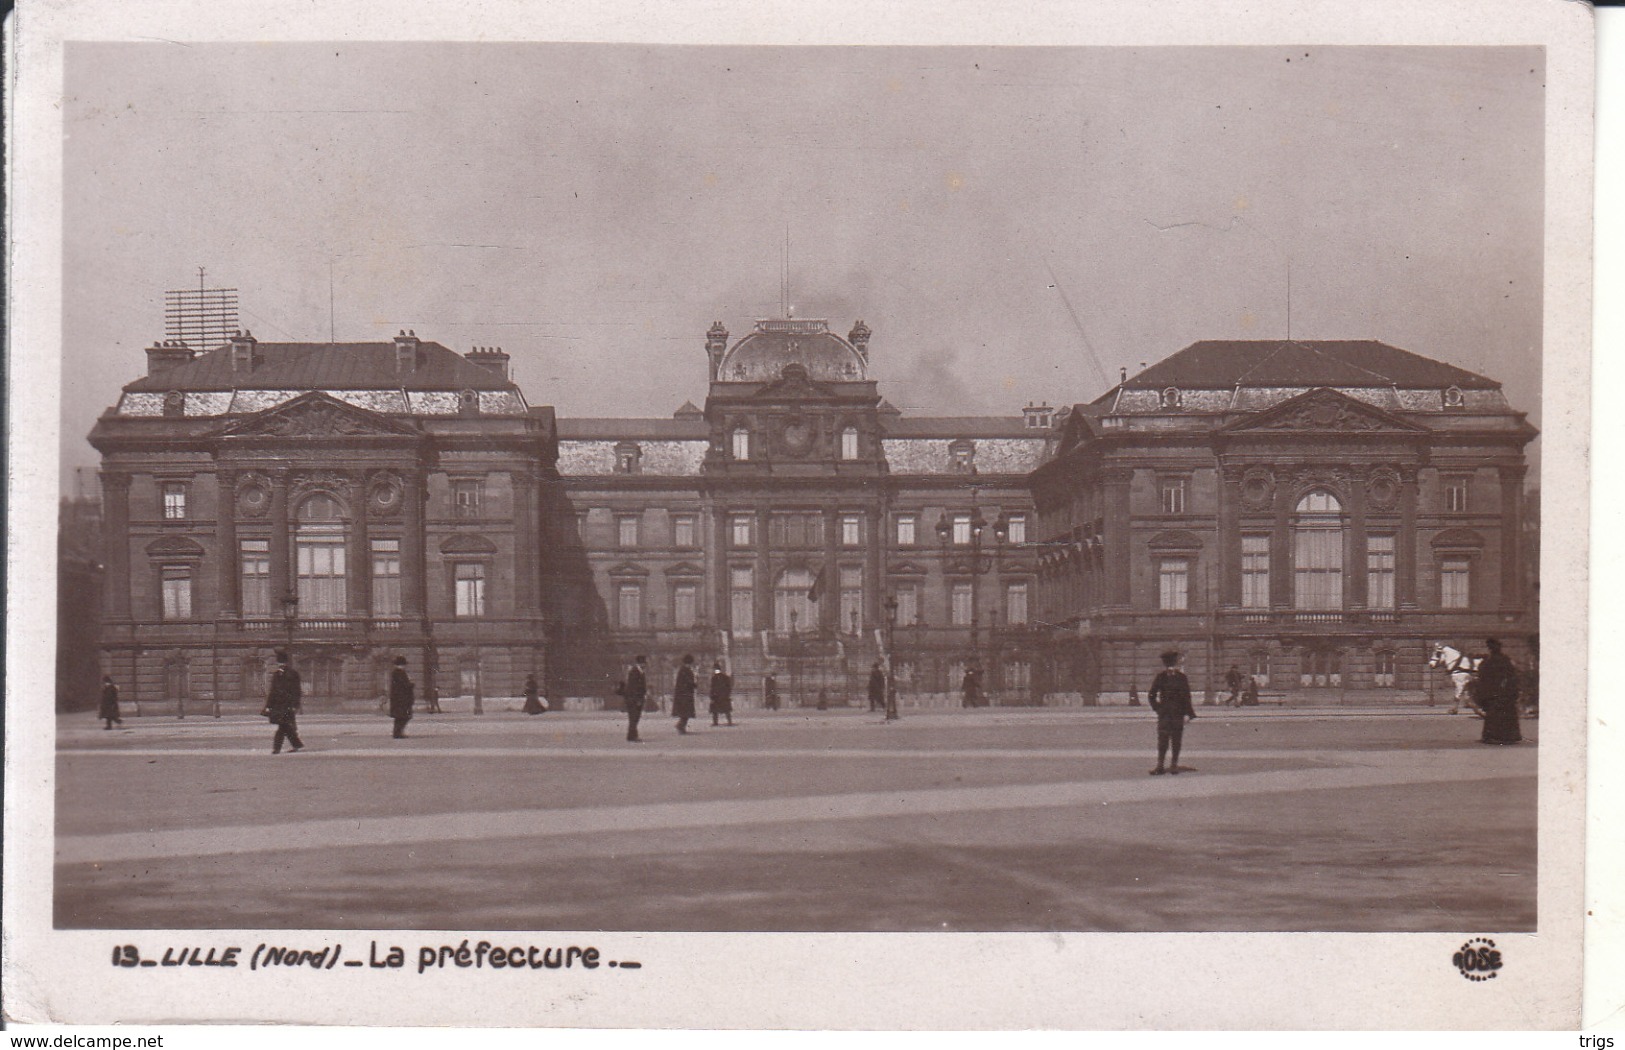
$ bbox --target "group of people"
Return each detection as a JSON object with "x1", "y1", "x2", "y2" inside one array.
[{"x1": 615, "y1": 654, "x2": 736, "y2": 742}]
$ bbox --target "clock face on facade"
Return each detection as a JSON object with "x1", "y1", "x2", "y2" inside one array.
[
  {"x1": 780, "y1": 417, "x2": 814, "y2": 457},
  {"x1": 237, "y1": 480, "x2": 271, "y2": 517}
]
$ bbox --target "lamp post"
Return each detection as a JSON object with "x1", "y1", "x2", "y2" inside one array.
[
  {"x1": 936, "y1": 490, "x2": 1007, "y2": 707},
  {"x1": 280, "y1": 591, "x2": 298, "y2": 651},
  {"x1": 789, "y1": 608, "x2": 801, "y2": 708},
  {"x1": 883, "y1": 594, "x2": 900, "y2": 721}
]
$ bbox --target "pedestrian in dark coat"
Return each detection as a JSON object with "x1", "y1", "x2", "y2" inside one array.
[
  {"x1": 709, "y1": 661, "x2": 735, "y2": 726},
  {"x1": 387, "y1": 657, "x2": 415, "y2": 739},
  {"x1": 868, "y1": 661, "x2": 886, "y2": 712},
  {"x1": 1147, "y1": 650, "x2": 1196, "y2": 775},
  {"x1": 1225, "y1": 665, "x2": 1245, "y2": 706},
  {"x1": 763, "y1": 672, "x2": 780, "y2": 711},
  {"x1": 618, "y1": 655, "x2": 648, "y2": 742},
  {"x1": 961, "y1": 665, "x2": 984, "y2": 708},
  {"x1": 98, "y1": 676, "x2": 123, "y2": 729},
  {"x1": 672, "y1": 654, "x2": 698, "y2": 734},
  {"x1": 264, "y1": 650, "x2": 305, "y2": 754},
  {"x1": 522, "y1": 674, "x2": 546, "y2": 715},
  {"x1": 1476, "y1": 638, "x2": 1523, "y2": 745}
]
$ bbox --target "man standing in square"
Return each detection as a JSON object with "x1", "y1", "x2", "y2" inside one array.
[
  {"x1": 620, "y1": 655, "x2": 648, "y2": 742},
  {"x1": 1148, "y1": 650, "x2": 1196, "y2": 775}
]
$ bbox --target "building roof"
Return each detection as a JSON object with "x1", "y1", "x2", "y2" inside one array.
[
  {"x1": 556, "y1": 418, "x2": 710, "y2": 441},
  {"x1": 884, "y1": 416, "x2": 1036, "y2": 439},
  {"x1": 1116, "y1": 340, "x2": 1500, "y2": 394},
  {"x1": 716, "y1": 319, "x2": 867, "y2": 383},
  {"x1": 123, "y1": 340, "x2": 518, "y2": 393}
]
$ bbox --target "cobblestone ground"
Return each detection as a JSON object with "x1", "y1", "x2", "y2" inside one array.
[{"x1": 55, "y1": 706, "x2": 1537, "y2": 931}]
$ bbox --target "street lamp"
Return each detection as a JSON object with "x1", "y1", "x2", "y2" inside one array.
[
  {"x1": 935, "y1": 491, "x2": 1008, "y2": 707},
  {"x1": 280, "y1": 591, "x2": 299, "y2": 650},
  {"x1": 883, "y1": 594, "x2": 900, "y2": 721}
]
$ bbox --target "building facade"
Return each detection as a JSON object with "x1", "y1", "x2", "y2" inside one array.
[
  {"x1": 541, "y1": 317, "x2": 1052, "y2": 707},
  {"x1": 1029, "y1": 340, "x2": 1536, "y2": 703},
  {"x1": 89, "y1": 331, "x2": 555, "y2": 709}
]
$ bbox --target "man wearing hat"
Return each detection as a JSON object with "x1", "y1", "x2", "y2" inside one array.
[
  {"x1": 1147, "y1": 650, "x2": 1197, "y2": 775},
  {"x1": 264, "y1": 650, "x2": 305, "y2": 754},
  {"x1": 388, "y1": 656, "x2": 416, "y2": 739}
]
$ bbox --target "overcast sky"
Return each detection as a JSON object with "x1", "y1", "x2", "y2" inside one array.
[{"x1": 60, "y1": 43, "x2": 1544, "y2": 492}]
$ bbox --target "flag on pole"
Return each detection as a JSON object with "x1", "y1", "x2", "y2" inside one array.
[{"x1": 807, "y1": 564, "x2": 827, "y2": 604}]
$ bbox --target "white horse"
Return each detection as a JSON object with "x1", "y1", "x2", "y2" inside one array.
[{"x1": 1429, "y1": 643, "x2": 1483, "y2": 716}]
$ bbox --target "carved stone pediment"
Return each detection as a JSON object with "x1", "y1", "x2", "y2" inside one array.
[
  {"x1": 1148, "y1": 529, "x2": 1204, "y2": 552},
  {"x1": 441, "y1": 533, "x2": 498, "y2": 556},
  {"x1": 145, "y1": 536, "x2": 206, "y2": 559},
  {"x1": 219, "y1": 392, "x2": 418, "y2": 440},
  {"x1": 1224, "y1": 388, "x2": 1428, "y2": 436},
  {"x1": 752, "y1": 363, "x2": 840, "y2": 402},
  {"x1": 886, "y1": 561, "x2": 931, "y2": 576}
]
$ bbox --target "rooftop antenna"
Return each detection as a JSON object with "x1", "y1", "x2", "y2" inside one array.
[
  {"x1": 782, "y1": 222, "x2": 791, "y2": 318},
  {"x1": 164, "y1": 267, "x2": 238, "y2": 351},
  {"x1": 329, "y1": 259, "x2": 336, "y2": 346},
  {"x1": 1286, "y1": 260, "x2": 1292, "y2": 341}
]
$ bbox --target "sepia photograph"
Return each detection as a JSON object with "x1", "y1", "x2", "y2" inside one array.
[{"x1": 5, "y1": 0, "x2": 1600, "y2": 1031}]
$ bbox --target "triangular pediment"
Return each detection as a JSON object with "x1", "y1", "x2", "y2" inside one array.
[
  {"x1": 664, "y1": 562, "x2": 705, "y2": 577},
  {"x1": 750, "y1": 364, "x2": 841, "y2": 401},
  {"x1": 886, "y1": 560, "x2": 930, "y2": 576},
  {"x1": 1222, "y1": 388, "x2": 1428, "y2": 436},
  {"x1": 218, "y1": 392, "x2": 419, "y2": 439}
]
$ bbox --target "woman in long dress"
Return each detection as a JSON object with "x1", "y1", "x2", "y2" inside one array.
[{"x1": 1475, "y1": 638, "x2": 1522, "y2": 745}]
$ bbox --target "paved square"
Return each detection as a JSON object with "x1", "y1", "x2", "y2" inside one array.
[{"x1": 55, "y1": 706, "x2": 1536, "y2": 931}]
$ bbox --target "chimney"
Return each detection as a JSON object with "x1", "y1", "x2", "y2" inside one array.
[
  {"x1": 464, "y1": 345, "x2": 511, "y2": 380},
  {"x1": 848, "y1": 320, "x2": 871, "y2": 359},
  {"x1": 145, "y1": 339, "x2": 196, "y2": 377},
  {"x1": 394, "y1": 330, "x2": 420, "y2": 375},
  {"x1": 229, "y1": 330, "x2": 258, "y2": 373},
  {"x1": 705, "y1": 322, "x2": 729, "y2": 381}
]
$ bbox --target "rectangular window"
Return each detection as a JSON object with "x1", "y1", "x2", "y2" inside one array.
[
  {"x1": 617, "y1": 515, "x2": 640, "y2": 548},
  {"x1": 1249, "y1": 651, "x2": 1271, "y2": 688},
  {"x1": 161, "y1": 567, "x2": 192, "y2": 620},
  {"x1": 950, "y1": 581, "x2": 974, "y2": 626},
  {"x1": 896, "y1": 514, "x2": 917, "y2": 546},
  {"x1": 1366, "y1": 535, "x2": 1396, "y2": 610},
  {"x1": 1005, "y1": 514, "x2": 1027, "y2": 545},
  {"x1": 1005, "y1": 581, "x2": 1029, "y2": 625},
  {"x1": 673, "y1": 582, "x2": 699, "y2": 629},
  {"x1": 1158, "y1": 558, "x2": 1190, "y2": 611},
  {"x1": 841, "y1": 427, "x2": 859, "y2": 460},
  {"x1": 1373, "y1": 650, "x2": 1397, "y2": 688},
  {"x1": 1445, "y1": 476, "x2": 1470, "y2": 513},
  {"x1": 838, "y1": 566, "x2": 863, "y2": 634},
  {"x1": 840, "y1": 514, "x2": 862, "y2": 546},
  {"x1": 893, "y1": 583, "x2": 919, "y2": 626},
  {"x1": 240, "y1": 539, "x2": 271, "y2": 616},
  {"x1": 731, "y1": 514, "x2": 753, "y2": 547},
  {"x1": 729, "y1": 567, "x2": 754, "y2": 636},
  {"x1": 297, "y1": 541, "x2": 347, "y2": 615},
  {"x1": 672, "y1": 514, "x2": 696, "y2": 548},
  {"x1": 615, "y1": 582, "x2": 642, "y2": 629},
  {"x1": 452, "y1": 479, "x2": 481, "y2": 519},
  {"x1": 161, "y1": 481, "x2": 188, "y2": 520},
  {"x1": 1441, "y1": 557, "x2": 1471, "y2": 609},
  {"x1": 952, "y1": 513, "x2": 972, "y2": 545},
  {"x1": 769, "y1": 512, "x2": 824, "y2": 547},
  {"x1": 1241, "y1": 535, "x2": 1270, "y2": 609},
  {"x1": 1160, "y1": 479, "x2": 1187, "y2": 515},
  {"x1": 731, "y1": 428, "x2": 750, "y2": 460},
  {"x1": 454, "y1": 562, "x2": 486, "y2": 618},
  {"x1": 371, "y1": 539, "x2": 402, "y2": 618},
  {"x1": 1293, "y1": 527, "x2": 1343, "y2": 610}
]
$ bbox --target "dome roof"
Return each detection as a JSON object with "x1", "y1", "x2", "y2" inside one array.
[{"x1": 716, "y1": 319, "x2": 867, "y2": 383}]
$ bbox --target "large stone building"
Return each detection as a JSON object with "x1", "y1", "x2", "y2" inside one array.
[
  {"x1": 89, "y1": 331, "x2": 555, "y2": 709},
  {"x1": 542, "y1": 317, "x2": 1052, "y2": 707},
  {"x1": 85, "y1": 316, "x2": 1534, "y2": 710},
  {"x1": 1029, "y1": 340, "x2": 1536, "y2": 703}
]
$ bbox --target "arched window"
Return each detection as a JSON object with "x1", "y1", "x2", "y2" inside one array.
[
  {"x1": 731, "y1": 427, "x2": 751, "y2": 460},
  {"x1": 295, "y1": 493, "x2": 347, "y2": 616},
  {"x1": 1292, "y1": 490, "x2": 1343, "y2": 610},
  {"x1": 840, "y1": 426, "x2": 859, "y2": 460}
]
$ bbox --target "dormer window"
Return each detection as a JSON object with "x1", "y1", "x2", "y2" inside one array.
[
  {"x1": 731, "y1": 427, "x2": 751, "y2": 460},
  {"x1": 1023, "y1": 403, "x2": 1055, "y2": 428},
  {"x1": 949, "y1": 440, "x2": 976, "y2": 474},
  {"x1": 840, "y1": 426, "x2": 860, "y2": 460},
  {"x1": 615, "y1": 442, "x2": 642, "y2": 475},
  {"x1": 1160, "y1": 387, "x2": 1184, "y2": 409},
  {"x1": 458, "y1": 389, "x2": 480, "y2": 416},
  {"x1": 1443, "y1": 386, "x2": 1465, "y2": 409}
]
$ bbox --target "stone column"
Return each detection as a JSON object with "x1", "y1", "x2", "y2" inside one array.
[
  {"x1": 347, "y1": 473, "x2": 370, "y2": 620},
  {"x1": 269, "y1": 472, "x2": 292, "y2": 606},
  {"x1": 1218, "y1": 466, "x2": 1243, "y2": 607},
  {"x1": 1271, "y1": 476, "x2": 1292, "y2": 609},
  {"x1": 511, "y1": 468, "x2": 537, "y2": 615},
  {"x1": 866, "y1": 504, "x2": 885, "y2": 631},
  {"x1": 402, "y1": 471, "x2": 426, "y2": 619},
  {"x1": 1101, "y1": 468, "x2": 1133, "y2": 609},
  {"x1": 822, "y1": 505, "x2": 840, "y2": 632},
  {"x1": 1347, "y1": 469, "x2": 1368, "y2": 610},
  {"x1": 101, "y1": 472, "x2": 132, "y2": 620},
  {"x1": 755, "y1": 506, "x2": 772, "y2": 633},
  {"x1": 216, "y1": 469, "x2": 239, "y2": 617},
  {"x1": 1499, "y1": 464, "x2": 1526, "y2": 611},
  {"x1": 1397, "y1": 467, "x2": 1420, "y2": 609},
  {"x1": 712, "y1": 503, "x2": 730, "y2": 632}
]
